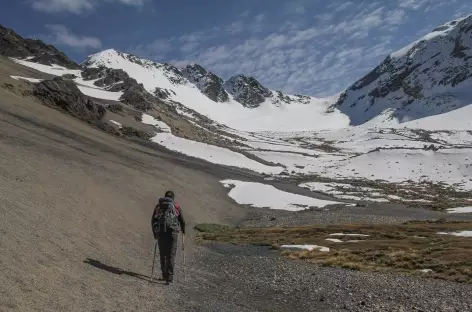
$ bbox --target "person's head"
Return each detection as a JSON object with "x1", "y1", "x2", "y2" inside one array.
[{"x1": 164, "y1": 190, "x2": 175, "y2": 199}]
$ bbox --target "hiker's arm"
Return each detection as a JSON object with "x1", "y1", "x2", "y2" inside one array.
[
  {"x1": 151, "y1": 205, "x2": 159, "y2": 238},
  {"x1": 178, "y1": 207, "x2": 186, "y2": 234}
]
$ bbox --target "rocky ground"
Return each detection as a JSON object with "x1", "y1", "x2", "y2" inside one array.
[
  {"x1": 2, "y1": 57, "x2": 472, "y2": 312},
  {"x1": 181, "y1": 242, "x2": 472, "y2": 312}
]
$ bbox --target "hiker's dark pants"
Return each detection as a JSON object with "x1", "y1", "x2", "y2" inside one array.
[{"x1": 158, "y1": 231, "x2": 178, "y2": 281}]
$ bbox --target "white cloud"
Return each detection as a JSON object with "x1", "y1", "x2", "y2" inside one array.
[
  {"x1": 384, "y1": 9, "x2": 406, "y2": 25},
  {"x1": 131, "y1": 0, "x2": 469, "y2": 97},
  {"x1": 330, "y1": 1, "x2": 354, "y2": 12},
  {"x1": 31, "y1": 0, "x2": 147, "y2": 14},
  {"x1": 129, "y1": 38, "x2": 173, "y2": 60},
  {"x1": 135, "y1": 5, "x2": 399, "y2": 96},
  {"x1": 45, "y1": 24, "x2": 102, "y2": 49},
  {"x1": 226, "y1": 21, "x2": 245, "y2": 34},
  {"x1": 285, "y1": 1, "x2": 307, "y2": 15},
  {"x1": 398, "y1": 0, "x2": 437, "y2": 10}
]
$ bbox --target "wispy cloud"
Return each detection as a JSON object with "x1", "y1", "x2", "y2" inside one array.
[
  {"x1": 129, "y1": 0, "x2": 469, "y2": 97},
  {"x1": 285, "y1": 1, "x2": 308, "y2": 15},
  {"x1": 44, "y1": 24, "x2": 102, "y2": 49},
  {"x1": 129, "y1": 38, "x2": 173, "y2": 61},
  {"x1": 30, "y1": 0, "x2": 147, "y2": 14}
]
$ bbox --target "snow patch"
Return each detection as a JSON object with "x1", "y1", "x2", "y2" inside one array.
[
  {"x1": 437, "y1": 231, "x2": 472, "y2": 237},
  {"x1": 280, "y1": 244, "x2": 330, "y2": 252},
  {"x1": 220, "y1": 180, "x2": 345, "y2": 211},
  {"x1": 325, "y1": 238, "x2": 343, "y2": 243},
  {"x1": 328, "y1": 233, "x2": 370, "y2": 237},
  {"x1": 141, "y1": 113, "x2": 172, "y2": 133},
  {"x1": 140, "y1": 115, "x2": 282, "y2": 174},
  {"x1": 446, "y1": 207, "x2": 472, "y2": 214},
  {"x1": 109, "y1": 120, "x2": 122, "y2": 128},
  {"x1": 10, "y1": 75, "x2": 43, "y2": 83},
  {"x1": 77, "y1": 85, "x2": 123, "y2": 101}
]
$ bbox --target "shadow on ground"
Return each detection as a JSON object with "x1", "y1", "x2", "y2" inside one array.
[{"x1": 84, "y1": 258, "x2": 161, "y2": 283}]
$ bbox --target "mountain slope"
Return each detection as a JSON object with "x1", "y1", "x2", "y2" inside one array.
[
  {"x1": 0, "y1": 24, "x2": 79, "y2": 69},
  {"x1": 332, "y1": 14, "x2": 472, "y2": 126},
  {"x1": 82, "y1": 49, "x2": 349, "y2": 131}
]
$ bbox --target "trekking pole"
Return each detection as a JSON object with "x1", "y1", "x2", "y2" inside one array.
[
  {"x1": 182, "y1": 234, "x2": 186, "y2": 282},
  {"x1": 150, "y1": 240, "x2": 158, "y2": 283}
]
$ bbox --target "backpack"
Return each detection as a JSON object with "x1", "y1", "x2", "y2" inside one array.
[{"x1": 153, "y1": 197, "x2": 180, "y2": 233}]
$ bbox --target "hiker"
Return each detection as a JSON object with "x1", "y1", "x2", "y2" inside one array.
[{"x1": 151, "y1": 190, "x2": 186, "y2": 284}]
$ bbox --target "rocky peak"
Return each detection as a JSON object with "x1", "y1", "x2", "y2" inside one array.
[
  {"x1": 0, "y1": 24, "x2": 80, "y2": 69},
  {"x1": 181, "y1": 64, "x2": 229, "y2": 102},
  {"x1": 224, "y1": 74, "x2": 272, "y2": 108},
  {"x1": 332, "y1": 14, "x2": 472, "y2": 125}
]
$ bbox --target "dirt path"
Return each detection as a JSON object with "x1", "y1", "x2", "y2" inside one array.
[{"x1": 0, "y1": 83, "x2": 250, "y2": 311}]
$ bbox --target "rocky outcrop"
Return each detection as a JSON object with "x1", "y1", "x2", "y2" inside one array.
[
  {"x1": 81, "y1": 67, "x2": 138, "y2": 92},
  {"x1": 33, "y1": 77, "x2": 105, "y2": 122},
  {"x1": 224, "y1": 75, "x2": 272, "y2": 108},
  {"x1": 331, "y1": 14, "x2": 472, "y2": 125},
  {"x1": 120, "y1": 84, "x2": 163, "y2": 111},
  {"x1": 154, "y1": 87, "x2": 176, "y2": 99},
  {"x1": 0, "y1": 24, "x2": 80, "y2": 69},
  {"x1": 181, "y1": 64, "x2": 229, "y2": 102}
]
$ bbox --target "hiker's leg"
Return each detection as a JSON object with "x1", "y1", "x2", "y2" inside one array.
[
  {"x1": 157, "y1": 235, "x2": 167, "y2": 279},
  {"x1": 162, "y1": 232, "x2": 172, "y2": 279},
  {"x1": 167, "y1": 231, "x2": 178, "y2": 282}
]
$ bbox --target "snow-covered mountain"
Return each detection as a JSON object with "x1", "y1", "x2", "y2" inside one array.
[
  {"x1": 332, "y1": 14, "x2": 472, "y2": 126},
  {"x1": 5, "y1": 13, "x2": 472, "y2": 132},
  {"x1": 82, "y1": 49, "x2": 325, "y2": 109},
  {"x1": 81, "y1": 49, "x2": 347, "y2": 131}
]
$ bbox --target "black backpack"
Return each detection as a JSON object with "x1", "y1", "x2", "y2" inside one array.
[{"x1": 153, "y1": 197, "x2": 179, "y2": 233}]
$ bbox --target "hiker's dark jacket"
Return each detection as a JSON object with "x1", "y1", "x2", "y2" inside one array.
[{"x1": 151, "y1": 201, "x2": 186, "y2": 234}]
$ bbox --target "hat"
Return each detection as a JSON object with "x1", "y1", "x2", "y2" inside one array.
[{"x1": 164, "y1": 190, "x2": 174, "y2": 199}]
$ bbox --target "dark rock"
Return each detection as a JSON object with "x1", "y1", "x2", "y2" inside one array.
[
  {"x1": 154, "y1": 87, "x2": 174, "y2": 99},
  {"x1": 181, "y1": 64, "x2": 229, "y2": 102},
  {"x1": 224, "y1": 74, "x2": 272, "y2": 108},
  {"x1": 120, "y1": 83, "x2": 160, "y2": 111},
  {"x1": 33, "y1": 77, "x2": 105, "y2": 123},
  {"x1": 62, "y1": 74, "x2": 77, "y2": 79},
  {"x1": 121, "y1": 126, "x2": 154, "y2": 140},
  {"x1": 107, "y1": 103, "x2": 124, "y2": 113},
  {"x1": 81, "y1": 67, "x2": 138, "y2": 91},
  {"x1": 0, "y1": 24, "x2": 79, "y2": 69}
]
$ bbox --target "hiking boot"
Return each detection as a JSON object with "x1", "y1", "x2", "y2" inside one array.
[{"x1": 158, "y1": 272, "x2": 168, "y2": 281}]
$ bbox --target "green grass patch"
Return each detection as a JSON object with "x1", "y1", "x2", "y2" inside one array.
[
  {"x1": 197, "y1": 220, "x2": 472, "y2": 284},
  {"x1": 194, "y1": 223, "x2": 233, "y2": 233}
]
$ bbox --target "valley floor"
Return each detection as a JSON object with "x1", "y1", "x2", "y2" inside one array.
[{"x1": 2, "y1": 60, "x2": 472, "y2": 312}]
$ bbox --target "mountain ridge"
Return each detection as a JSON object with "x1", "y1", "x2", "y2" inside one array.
[
  {"x1": 331, "y1": 14, "x2": 472, "y2": 126},
  {"x1": 3, "y1": 13, "x2": 472, "y2": 129},
  {"x1": 0, "y1": 24, "x2": 80, "y2": 69},
  {"x1": 82, "y1": 48, "x2": 320, "y2": 109}
]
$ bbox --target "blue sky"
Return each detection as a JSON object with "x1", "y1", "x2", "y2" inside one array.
[{"x1": 1, "y1": 0, "x2": 470, "y2": 96}]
